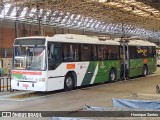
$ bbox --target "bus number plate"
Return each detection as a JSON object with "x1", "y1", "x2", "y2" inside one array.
[{"x1": 23, "y1": 84, "x2": 29, "y2": 88}]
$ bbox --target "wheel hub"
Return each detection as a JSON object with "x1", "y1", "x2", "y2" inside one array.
[
  {"x1": 66, "y1": 77, "x2": 72, "y2": 87},
  {"x1": 111, "y1": 71, "x2": 115, "y2": 81}
]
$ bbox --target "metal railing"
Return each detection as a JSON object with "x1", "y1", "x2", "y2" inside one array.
[{"x1": 0, "y1": 77, "x2": 12, "y2": 92}]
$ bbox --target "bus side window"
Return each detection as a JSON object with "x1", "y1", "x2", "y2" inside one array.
[
  {"x1": 63, "y1": 43, "x2": 79, "y2": 61},
  {"x1": 63, "y1": 44, "x2": 68, "y2": 61},
  {"x1": 48, "y1": 43, "x2": 54, "y2": 70},
  {"x1": 107, "y1": 50, "x2": 111, "y2": 60},
  {"x1": 152, "y1": 47, "x2": 156, "y2": 57},
  {"x1": 69, "y1": 45, "x2": 74, "y2": 60},
  {"x1": 130, "y1": 46, "x2": 136, "y2": 59},
  {"x1": 91, "y1": 45, "x2": 97, "y2": 60},
  {"x1": 81, "y1": 44, "x2": 91, "y2": 61},
  {"x1": 148, "y1": 46, "x2": 153, "y2": 57},
  {"x1": 48, "y1": 42, "x2": 62, "y2": 70},
  {"x1": 54, "y1": 47, "x2": 62, "y2": 63},
  {"x1": 72, "y1": 44, "x2": 79, "y2": 61},
  {"x1": 104, "y1": 46, "x2": 108, "y2": 60},
  {"x1": 98, "y1": 45, "x2": 104, "y2": 60},
  {"x1": 48, "y1": 43, "x2": 54, "y2": 58},
  {"x1": 75, "y1": 48, "x2": 79, "y2": 61}
]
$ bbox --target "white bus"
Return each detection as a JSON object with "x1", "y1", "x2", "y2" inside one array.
[
  {"x1": 11, "y1": 34, "x2": 121, "y2": 91},
  {"x1": 11, "y1": 34, "x2": 157, "y2": 91}
]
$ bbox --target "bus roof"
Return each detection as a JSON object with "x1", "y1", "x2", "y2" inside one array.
[
  {"x1": 114, "y1": 37, "x2": 156, "y2": 47},
  {"x1": 128, "y1": 39, "x2": 156, "y2": 46},
  {"x1": 15, "y1": 34, "x2": 120, "y2": 45},
  {"x1": 46, "y1": 34, "x2": 120, "y2": 45},
  {"x1": 15, "y1": 34, "x2": 156, "y2": 46}
]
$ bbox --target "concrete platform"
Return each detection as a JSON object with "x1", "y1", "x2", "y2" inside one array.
[{"x1": 0, "y1": 68, "x2": 160, "y2": 120}]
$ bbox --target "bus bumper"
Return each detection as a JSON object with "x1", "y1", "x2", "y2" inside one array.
[{"x1": 11, "y1": 80, "x2": 47, "y2": 91}]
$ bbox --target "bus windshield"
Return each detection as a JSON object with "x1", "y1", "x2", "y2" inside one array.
[{"x1": 14, "y1": 46, "x2": 46, "y2": 70}]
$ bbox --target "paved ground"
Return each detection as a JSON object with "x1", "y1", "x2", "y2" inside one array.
[{"x1": 0, "y1": 68, "x2": 160, "y2": 120}]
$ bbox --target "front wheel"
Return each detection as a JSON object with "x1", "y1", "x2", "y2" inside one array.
[
  {"x1": 142, "y1": 66, "x2": 148, "y2": 77},
  {"x1": 109, "y1": 69, "x2": 116, "y2": 82},
  {"x1": 64, "y1": 74, "x2": 74, "y2": 91}
]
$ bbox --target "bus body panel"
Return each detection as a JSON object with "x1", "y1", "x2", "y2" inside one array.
[
  {"x1": 47, "y1": 62, "x2": 89, "y2": 91},
  {"x1": 147, "y1": 57, "x2": 157, "y2": 73},
  {"x1": 11, "y1": 70, "x2": 47, "y2": 91},
  {"x1": 47, "y1": 60, "x2": 121, "y2": 91},
  {"x1": 129, "y1": 58, "x2": 156, "y2": 77},
  {"x1": 47, "y1": 77, "x2": 65, "y2": 91},
  {"x1": 93, "y1": 60, "x2": 121, "y2": 83},
  {"x1": 11, "y1": 80, "x2": 47, "y2": 91},
  {"x1": 47, "y1": 63, "x2": 64, "y2": 91}
]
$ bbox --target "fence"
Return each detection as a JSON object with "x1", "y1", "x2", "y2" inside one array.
[{"x1": 0, "y1": 77, "x2": 12, "y2": 92}]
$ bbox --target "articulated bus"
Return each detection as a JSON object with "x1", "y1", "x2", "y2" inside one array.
[{"x1": 11, "y1": 34, "x2": 157, "y2": 91}]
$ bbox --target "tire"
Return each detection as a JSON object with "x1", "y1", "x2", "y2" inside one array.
[
  {"x1": 64, "y1": 74, "x2": 74, "y2": 91},
  {"x1": 109, "y1": 69, "x2": 116, "y2": 82},
  {"x1": 142, "y1": 66, "x2": 148, "y2": 77}
]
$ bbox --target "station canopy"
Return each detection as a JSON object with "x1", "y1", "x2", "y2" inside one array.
[{"x1": 0, "y1": 0, "x2": 160, "y2": 40}]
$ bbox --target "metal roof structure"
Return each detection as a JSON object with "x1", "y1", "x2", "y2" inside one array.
[{"x1": 0, "y1": 0, "x2": 160, "y2": 40}]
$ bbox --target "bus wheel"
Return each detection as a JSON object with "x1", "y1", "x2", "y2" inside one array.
[
  {"x1": 142, "y1": 66, "x2": 148, "y2": 77},
  {"x1": 109, "y1": 69, "x2": 116, "y2": 82},
  {"x1": 64, "y1": 74, "x2": 74, "y2": 91}
]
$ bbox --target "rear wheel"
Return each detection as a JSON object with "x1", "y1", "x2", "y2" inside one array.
[
  {"x1": 142, "y1": 65, "x2": 148, "y2": 77},
  {"x1": 64, "y1": 74, "x2": 74, "y2": 91},
  {"x1": 109, "y1": 69, "x2": 116, "y2": 82}
]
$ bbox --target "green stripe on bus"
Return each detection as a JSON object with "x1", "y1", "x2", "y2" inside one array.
[{"x1": 81, "y1": 61, "x2": 97, "y2": 85}]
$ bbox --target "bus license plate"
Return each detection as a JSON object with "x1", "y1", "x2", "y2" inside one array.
[{"x1": 23, "y1": 84, "x2": 29, "y2": 88}]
